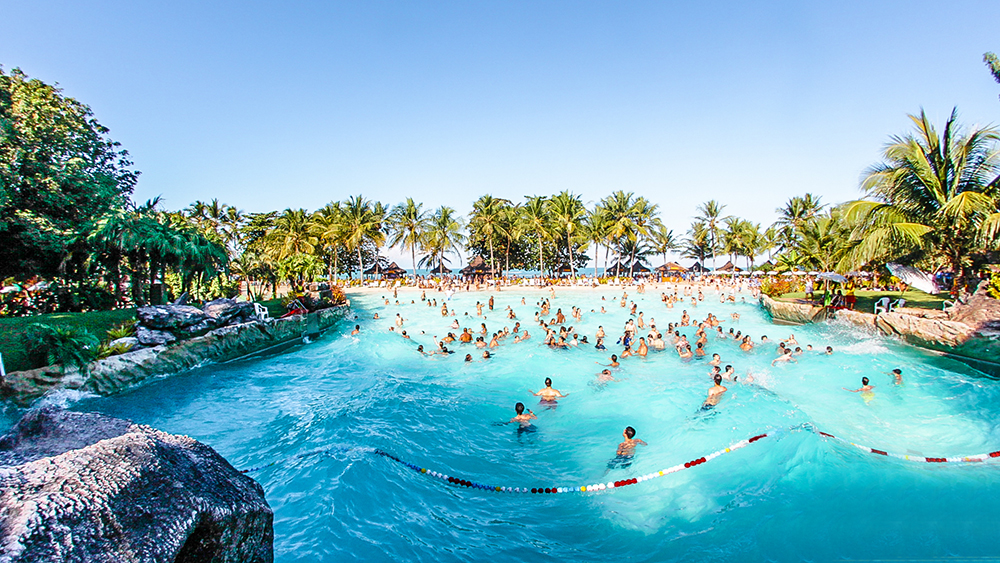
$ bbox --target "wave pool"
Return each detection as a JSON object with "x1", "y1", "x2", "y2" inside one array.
[{"x1": 7, "y1": 286, "x2": 1000, "y2": 562}]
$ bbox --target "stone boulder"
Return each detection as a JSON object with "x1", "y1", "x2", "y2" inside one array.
[
  {"x1": 0, "y1": 408, "x2": 273, "y2": 563},
  {"x1": 202, "y1": 299, "x2": 256, "y2": 326},
  {"x1": 947, "y1": 282, "x2": 1000, "y2": 331},
  {"x1": 136, "y1": 305, "x2": 210, "y2": 331},
  {"x1": 108, "y1": 336, "x2": 141, "y2": 353},
  {"x1": 136, "y1": 326, "x2": 177, "y2": 346},
  {"x1": 759, "y1": 295, "x2": 829, "y2": 324}
]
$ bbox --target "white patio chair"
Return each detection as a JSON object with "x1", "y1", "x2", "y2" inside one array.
[
  {"x1": 873, "y1": 297, "x2": 891, "y2": 315},
  {"x1": 890, "y1": 298, "x2": 906, "y2": 311},
  {"x1": 253, "y1": 302, "x2": 270, "y2": 321}
]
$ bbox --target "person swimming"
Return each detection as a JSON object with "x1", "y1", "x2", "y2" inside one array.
[
  {"x1": 350, "y1": 324, "x2": 360, "y2": 335},
  {"x1": 510, "y1": 402, "x2": 537, "y2": 427},
  {"x1": 606, "y1": 426, "x2": 647, "y2": 471},
  {"x1": 702, "y1": 374, "x2": 728, "y2": 410},
  {"x1": 844, "y1": 376, "x2": 875, "y2": 402}
]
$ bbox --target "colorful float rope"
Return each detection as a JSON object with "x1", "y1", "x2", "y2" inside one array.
[
  {"x1": 810, "y1": 427, "x2": 1000, "y2": 463},
  {"x1": 240, "y1": 427, "x2": 1000, "y2": 493},
  {"x1": 371, "y1": 429, "x2": 779, "y2": 494}
]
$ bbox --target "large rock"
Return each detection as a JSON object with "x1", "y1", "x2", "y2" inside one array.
[
  {"x1": 947, "y1": 282, "x2": 1000, "y2": 331},
  {"x1": 759, "y1": 295, "x2": 829, "y2": 324},
  {"x1": 0, "y1": 408, "x2": 273, "y2": 563},
  {"x1": 136, "y1": 305, "x2": 210, "y2": 331},
  {"x1": 136, "y1": 326, "x2": 177, "y2": 346},
  {"x1": 202, "y1": 299, "x2": 256, "y2": 326}
]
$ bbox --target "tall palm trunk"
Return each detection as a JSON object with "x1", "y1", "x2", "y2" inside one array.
[
  {"x1": 411, "y1": 244, "x2": 417, "y2": 283},
  {"x1": 489, "y1": 240, "x2": 495, "y2": 280},
  {"x1": 567, "y1": 233, "x2": 576, "y2": 281},
  {"x1": 357, "y1": 247, "x2": 364, "y2": 281},
  {"x1": 537, "y1": 233, "x2": 544, "y2": 276}
]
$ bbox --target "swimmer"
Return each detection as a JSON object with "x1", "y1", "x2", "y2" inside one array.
[
  {"x1": 530, "y1": 377, "x2": 569, "y2": 403},
  {"x1": 771, "y1": 349, "x2": 797, "y2": 366},
  {"x1": 889, "y1": 368, "x2": 903, "y2": 384},
  {"x1": 350, "y1": 324, "x2": 360, "y2": 336},
  {"x1": 616, "y1": 426, "x2": 647, "y2": 456},
  {"x1": 483, "y1": 350, "x2": 492, "y2": 359},
  {"x1": 510, "y1": 402, "x2": 537, "y2": 426},
  {"x1": 465, "y1": 353, "x2": 473, "y2": 362},
  {"x1": 450, "y1": 319, "x2": 460, "y2": 329},
  {"x1": 400, "y1": 330, "x2": 410, "y2": 339},
  {"x1": 598, "y1": 354, "x2": 620, "y2": 368},
  {"x1": 636, "y1": 337, "x2": 648, "y2": 357},
  {"x1": 825, "y1": 346, "x2": 834, "y2": 355},
  {"x1": 373, "y1": 313, "x2": 380, "y2": 320},
  {"x1": 596, "y1": 369, "x2": 618, "y2": 383},
  {"x1": 595, "y1": 337, "x2": 606, "y2": 350},
  {"x1": 709, "y1": 353, "x2": 721, "y2": 366},
  {"x1": 703, "y1": 374, "x2": 728, "y2": 409},
  {"x1": 844, "y1": 377, "x2": 874, "y2": 394}
]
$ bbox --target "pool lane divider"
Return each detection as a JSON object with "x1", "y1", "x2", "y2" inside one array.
[
  {"x1": 240, "y1": 428, "x2": 1000, "y2": 492},
  {"x1": 370, "y1": 430, "x2": 778, "y2": 494},
  {"x1": 812, "y1": 429, "x2": 1000, "y2": 463}
]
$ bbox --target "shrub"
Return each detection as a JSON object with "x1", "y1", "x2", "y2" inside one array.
[
  {"x1": 106, "y1": 320, "x2": 137, "y2": 340},
  {"x1": 761, "y1": 277, "x2": 802, "y2": 298},
  {"x1": 97, "y1": 340, "x2": 134, "y2": 359},
  {"x1": 25, "y1": 323, "x2": 99, "y2": 372}
]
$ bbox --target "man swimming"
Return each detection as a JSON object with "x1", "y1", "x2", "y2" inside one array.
[
  {"x1": 510, "y1": 402, "x2": 537, "y2": 426},
  {"x1": 616, "y1": 426, "x2": 648, "y2": 456},
  {"x1": 703, "y1": 374, "x2": 728, "y2": 409},
  {"x1": 844, "y1": 377, "x2": 874, "y2": 401},
  {"x1": 350, "y1": 324, "x2": 360, "y2": 335}
]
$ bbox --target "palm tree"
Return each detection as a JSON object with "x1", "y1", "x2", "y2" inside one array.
[
  {"x1": 773, "y1": 194, "x2": 825, "y2": 251},
  {"x1": 682, "y1": 221, "x2": 712, "y2": 267},
  {"x1": 601, "y1": 191, "x2": 638, "y2": 267},
  {"x1": 468, "y1": 195, "x2": 510, "y2": 277},
  {"x1": 342, "y1": 195, "x2": 385, "y2": 278},
  {"x1": 649, "y1": 222, "x2": 678, "y2": 268},
  {"x1": 844, "y1": 108, "x2": 1000, "y2": 292},
  {"x1": 264, "y1": 209, "x2": 317, "y2": 260},
  {"x1": 310, "y1": 202, "x2": 345, "y2": 282},
  {"x1": 547, "y1": 191, "x2": 586, "y2": 280},
  {"x1": 627, "y1": 197, "x2": 659, "y2": 276},
  {"x1": 583, "y1": 207, "x2": 611, "y2": 277},
  {"x1": 521, "y1": 196, "x2": 552, "y2": 275},
  {"x1": 387, "y1": 198, "x2": 429, "y2": 280},
  {"x1": 694, "y1": 200, "x2": 728, "y2": 272},
  {"x1": 422, "y1": 206, "x2": 465, "y2": 272}
]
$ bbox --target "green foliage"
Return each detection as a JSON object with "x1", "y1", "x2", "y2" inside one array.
[
  {"x1": 985, "y1": 52, "x2": 1000, "y2": 101},
  {"x1": 105, "y1": 320, "x2": 136, "y2": 341},
  {"x1": 97, "y1": 340, "x2": 133, "y2": 359},
  {"x1": 988, "y1": 271, "x2": 1000, "y2": 299},
  {"x1": 25, "y1": 323, "x2": 99, "y2": 371},
  {"x1": 0, "y1": 66, "x2": 139, "y2": 279}
]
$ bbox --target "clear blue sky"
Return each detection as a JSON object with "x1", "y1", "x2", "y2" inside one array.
[{"x1": 4, "y1": 0, "x2": 999, "y2": 264}]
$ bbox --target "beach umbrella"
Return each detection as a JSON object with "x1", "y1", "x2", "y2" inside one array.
[
  {"x1": 886, "y1": 263, "x2": 939, "y2": 294},
  {"x1": 817, "y1": 272, "x2": 847, "y2": 283}
]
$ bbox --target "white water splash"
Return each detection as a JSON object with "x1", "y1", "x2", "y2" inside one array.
[{"x1": 34, "y1": 388, "x2": 98, "y2": 409}]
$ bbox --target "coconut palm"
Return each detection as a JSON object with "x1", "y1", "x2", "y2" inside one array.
[
  {"x1": 844, "y1": 109, "x2": 1000, "y2": 292},
  {"x1": 600, "y1": 191, "x2": 638, "y2": 267},
  {"x1": 387, "y1": 198, "x2": 429, "y2": 280},
  {"x1": 265, "y1": 209, "x2": 317, "y2": 260},
  {"x1": 773, "y1": 194, "x2": 825, "y2": 250},
  {"x1": 421, "y1": 206, "x2": 465, "y2": 271},
  {"x1": 310, "y1": 202, "x2": 346, "y2": 281},
  {"x1": 468, "y1": 195, "x2": 511, "y2": 277},
  {"x1": 341, "y1": 195, "x2": 386, "y2": 278},
  {"x1": 521, "y1": 196, "x2": 552, "y2": 274},
  {"x1": 682, "y1": 221, "x2": 712, "y2": 266},
  {"x1": 694, "y1": 200, "x2": 728, "y2": 272},
  {"x1": 547, "y1": 191, "x2": 586, "y2": 280},
  {"x1": 583, "y1": 207, "x2": 612, "y2": 277},
  {"x1": 649, "y1": 222, "x2": 679, "y2": 268}
]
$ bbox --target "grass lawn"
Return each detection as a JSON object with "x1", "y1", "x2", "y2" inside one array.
[
  {"x1": 778, "y1": 289, "x2": 949, "y2": 313},
  {"x1": 0, "y1": 309, "x2": 137, "y2": 374}
]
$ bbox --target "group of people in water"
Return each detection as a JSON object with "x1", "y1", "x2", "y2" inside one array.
[{"x1": 358, "y1": 280, "x2": 901, "y2": 465}]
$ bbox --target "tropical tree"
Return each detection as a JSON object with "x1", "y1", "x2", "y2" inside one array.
[
  {"x1": 682, "y1": 221, "x2": 712, "y2": 266},
  {"x1": 421, "y1": 206, "x2": 465, "y2": 272},
  {"x1": 843, "y1": 109, "x2": 1000, "y2": 293},
  {"x1": 341, "y1": 195, "x2": 385, "y2": 277},
  {"x1": 387, "y1": 198, "x2": 429, "y2": 280},
  {"x1": 694, "y1": 200, "x2": 728, "y2": 271},
  {"x1": 649, "y1": 222, "x2": 678, "y2": 268},
  {"x1": 547, "y1": 191, "x2": 587, "y2": 280},
  {"x1": 468, "y1": 195, "x2": 511, "y2": 276},
  {"x1": 310, "y1": 202, "x2": 345, "y2": 281},
  {"x1": 773, "y1": 194, "x2": 825, "y2": 251},
  {"x1": 0, "y1": 66, "x2": 139, "y2": 280},
  {"x1": 583, "y1": 207, "x2": 611, "y2": 277},
  {"x1": 521, "y1": 196, "x2": 552, "y2": 274}
]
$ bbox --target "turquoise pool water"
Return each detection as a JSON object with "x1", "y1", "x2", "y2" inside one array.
[{"x1": 6, "y1": 287, "x2": 1000, "y2": 561}]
